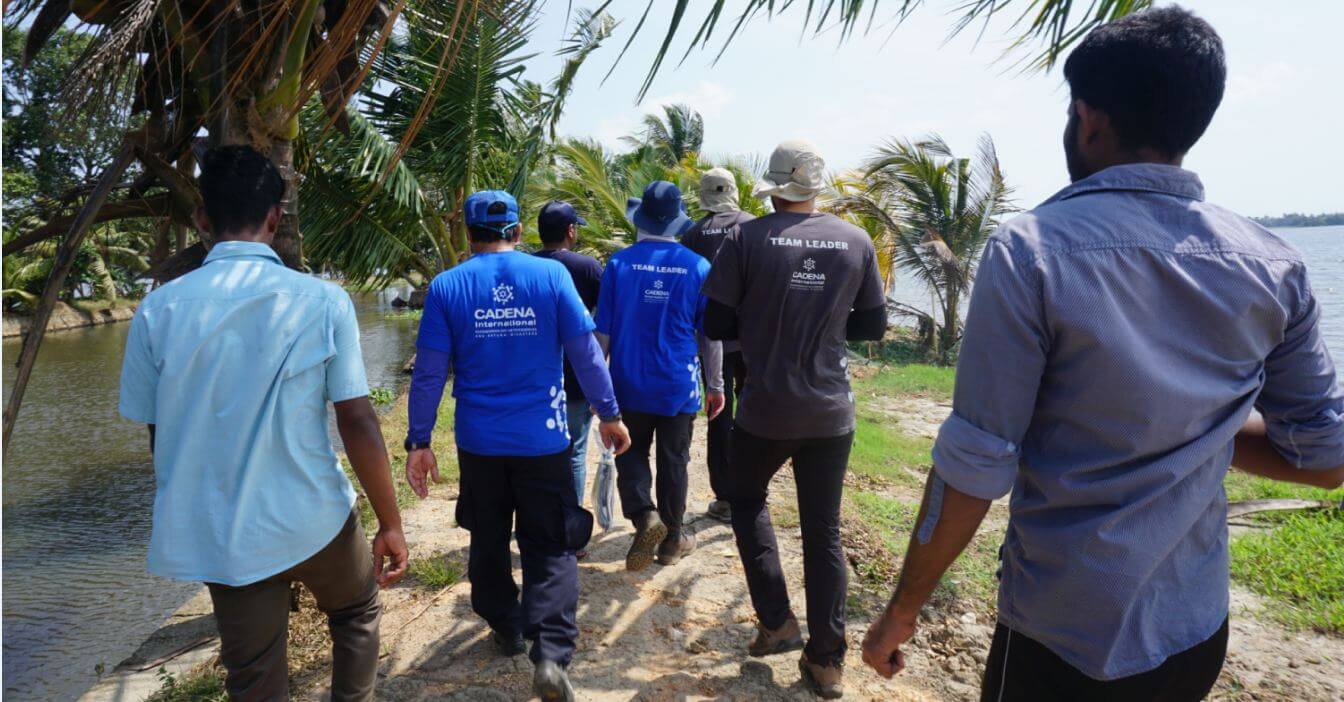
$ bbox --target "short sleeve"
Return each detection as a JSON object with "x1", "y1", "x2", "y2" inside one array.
[
  {"x1": 854, "y1": 242, "x2": 886, "y2": 310},
  {"x1": 556, "y1": 268, "x2": 597, "y2": 342},
  {"x1": 118, "y1": 309, "x2": 159, "y2": 424},
  {"x1": 326, "y1": 293, "x2": 371, "y2": 402},
  {"x1": 594, "y1": 262, "x2": 616, "y2": 335},
  {"x1": 702, "y1": 231, "x2": 744, "y2": 306},
  {"x1": 580, "y1": 257, "x2": 603, "y2": 310},
  {"x1": 931, "y1": 239, "x2": 1047, "y2": 500},
  {"x1": 416, "y1": 280, "x2": 453, "y2": 354}
]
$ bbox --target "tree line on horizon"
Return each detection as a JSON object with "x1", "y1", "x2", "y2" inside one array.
[{"x1": 1253, "y1": 213, "x2": 1344, "y2": 228}]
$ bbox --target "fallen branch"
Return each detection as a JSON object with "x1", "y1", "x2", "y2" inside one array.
[
  {"x1": 132, "y1": 636, "x2": 218, "y2": 672},
  {"x1": 1227, "y1": 499, "x2": 1335, "y2": 520}
]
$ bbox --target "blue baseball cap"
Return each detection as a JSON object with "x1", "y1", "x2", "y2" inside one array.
[
  {"x1": 626, "y1": 181, "x2": 694, "y2": 239},
  {"x1": 537, "y1": 200, "x2": 587, "y2": 237},
  {"x1": 463, "y1": 190, "x2": 520, "y2": 233}
]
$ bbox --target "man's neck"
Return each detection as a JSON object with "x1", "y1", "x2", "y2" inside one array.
[
  {"x1": 542, "y1": 242, "x2": 570, "y2": 252},
  {"x1": 472, "y1": 240, "x2": 516, "y2": 254},
  {"x1": 1085, "y1": 150, "x2": 1184, "y2": 178},
  {"x1": 214, "y1": 232, "x2": 274, "y2": 245},
  {"x1": 773, "y1": 198, "x2": 816, "y2": 215}
]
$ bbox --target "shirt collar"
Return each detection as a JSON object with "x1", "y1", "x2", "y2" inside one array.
[
  {"x1": 1042, "y1": 163, "x2": 1205, "y2": 207},
  {"x1": 203, "y1": 241, "x2": 284, "y2": 265},
  {"x1": 636, "y1": 229, "x2": 678, "y2": 243}
]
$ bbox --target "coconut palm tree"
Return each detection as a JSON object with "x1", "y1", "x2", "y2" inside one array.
[
  {"x1": 830, "y1": 135, "x2": 1013, "y2": 357},
  {"x1": 624, "y1": 103, "x2": 704, "y2": 166}
]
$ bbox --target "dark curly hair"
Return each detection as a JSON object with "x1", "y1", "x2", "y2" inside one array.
[{"x1": 198, "y1": 145, "x2": 286, "y2": 235}]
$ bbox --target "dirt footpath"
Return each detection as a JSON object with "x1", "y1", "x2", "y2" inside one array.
[{"x1": 312, "y1": 432, "x2": 943, "y2": 701}]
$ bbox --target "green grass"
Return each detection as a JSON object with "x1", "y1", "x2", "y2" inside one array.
[
  {"x1": 1224, "y1": 470, "x2": 1344, "y2": 504},
  {"x1": 343, "y1": 393, "x2": 459, "y2": 533},
  {"x1": 1230, "y1": 510, "x2": 1343, "y2": 634},
  {"x1": 384, "y1": 308, "x2": 422, "y2": 320},
  {"x1": 145, "y1": 667, "x2": 226, "y2": 702},
  {"x1": 848, "y1": 491, "x2": 1000, "y2": 609},
  {"x1": 368, "y1": 386, "x2": 396, "y2": 407},
  {"x1": 850, "y1": 416, "x2": 933, "y2": 488},
  {"x1": 852, "y1": 363, "x2": 956, "y2": 401},
  {"x1": 408, "y1": 552, "x2": 465, "y2": 589}
]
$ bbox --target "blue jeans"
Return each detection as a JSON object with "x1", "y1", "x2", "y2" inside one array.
[{"x1": 565, "y1": 400, "x2": 594, "y2": 503}]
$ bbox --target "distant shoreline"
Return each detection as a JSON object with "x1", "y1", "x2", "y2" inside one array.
[{"x1": 1254, "y1": 213, "x2": 1344, "y2": 228}]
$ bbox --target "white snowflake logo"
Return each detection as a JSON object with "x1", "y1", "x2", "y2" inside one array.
[
  {"x1": 492, "y1": 283, "x2": 514, "y2": 305},
  {"x1": 653, "y1": 279, "x2": 665, "y2": 289},
  {"x1": 802, "y1": 258, "x2": 816, "y2": 272}
]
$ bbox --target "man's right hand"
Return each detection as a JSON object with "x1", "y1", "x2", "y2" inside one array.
[
  {"x1": 599, "y1": 419, "x2": 632, "y2": 456},
  {"x1": 406, "y1": 448, "x2": 439, "y2": 498},
  {"x1": 371, "y1": 524, "x2": 409, "y2": 587}
]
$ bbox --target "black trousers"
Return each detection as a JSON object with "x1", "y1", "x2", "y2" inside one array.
[
  {"x1": 704, "y1": 350, "x2": 744, "y2": 501},
  {"x1": 980, "y1": 619, "x2": 1229, "y2": 702},
  {"x1": 456, "y1": 448, "x2": 594, "y2": 666},
  {"x1": 726, "y1": 424, "x2": 853, "y2": 666},
  {"x1": 616, "y1": 411, "x2": 695, "y2": 534}
]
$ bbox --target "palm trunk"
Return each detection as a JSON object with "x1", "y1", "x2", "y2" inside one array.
[
  {"x1": 268, "y1": 139, "x2": 304, "y2": 270},
  {"x1": 939, "y1": 288, "x2": 961, "y2": 358},
  {"x1": 3, "y1": 140, "x2": 137, "y2": 450}
]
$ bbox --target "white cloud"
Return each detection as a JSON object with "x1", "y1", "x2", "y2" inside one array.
[{"x1": 640, "y1": 80, "x2": 735, "y2": 117}]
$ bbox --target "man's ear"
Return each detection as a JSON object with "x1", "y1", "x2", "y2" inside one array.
[
  {"x1": 265, "y1": 205, "x2": 283, "y2": 235},
  {"x1": 1073, "y1": 98, "x2": 1109, "y2": 147},
  {"x1": 193, "y1": 207, "x2": 212, "y2": 235}
]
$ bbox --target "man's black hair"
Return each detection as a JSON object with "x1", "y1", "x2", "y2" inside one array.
[
  {"x1": 197, "y1": 145, "x2": 286, "y2": 235},
  {"x1": 538, "y1": 219, "x2": 569, "y2": 244},
  {"x1": 1063, "y1": 5, "x2": 1226, "y2": 157}
]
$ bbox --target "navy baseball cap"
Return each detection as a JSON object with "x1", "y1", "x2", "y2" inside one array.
[
  {"x1": 463, "y1": 190, "x2": 520, "y2": 232},
  {"x1": 538, "y1": 200, "x2": 587, "y2": 232}
]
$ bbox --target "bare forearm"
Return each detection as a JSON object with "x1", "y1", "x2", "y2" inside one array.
[
  {"x1": 887, "y1": 473, "x2": 992, "y2": 619},
  {"x1": 1233, "y1": 414, "x2": 1344, "y2": 489},
  {"x1": 336, "y1": 398, "x2": 403, "y2": 529}
]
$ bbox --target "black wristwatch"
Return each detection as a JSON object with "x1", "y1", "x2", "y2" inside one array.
[
  {"x1": 598, "y1": 413, "x2": 622, "y2": 424},
  {"x1": 404, "y1": 438, "x2": 431, "y2": 452}
]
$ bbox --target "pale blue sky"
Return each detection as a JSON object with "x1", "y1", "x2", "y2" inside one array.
[{"x1": 521, "y1": 1, "x2": 1343, "y2": 217}]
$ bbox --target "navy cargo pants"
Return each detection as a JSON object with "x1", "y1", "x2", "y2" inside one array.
[{"x1": 456, "y1": 448, "x2": 594, "y2": 666}]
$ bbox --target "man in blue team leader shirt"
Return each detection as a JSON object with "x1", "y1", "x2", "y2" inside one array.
[
  {"x1": 860, "y1": 8, "x2": 1344, "y2": 701},
  {"x1": 405, "y1": 190, "x2": 631, "y2": 702},
  {"x1": 596, "y1": 181, "x2": 725, "y2": 572},
  {"x1": 532, "y1": 201, "x2": 604, "y2": 508}
]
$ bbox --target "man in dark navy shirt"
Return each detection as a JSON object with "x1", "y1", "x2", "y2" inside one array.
[{"x1": 533, "y1": 201, "x2": 605, "y2": 508}]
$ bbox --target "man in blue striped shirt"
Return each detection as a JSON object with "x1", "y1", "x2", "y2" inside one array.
[{"x1": 861, "y1": 7, "x2": 1344, "y2": 701}]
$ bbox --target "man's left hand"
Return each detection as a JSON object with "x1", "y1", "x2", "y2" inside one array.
[
  {"x1": 862, "y1": 607, "x2": 918, "y2": 678},
  {"x1": 705, "y1": 391, "x2": 726, "y2": 421},
  {"x1": 371, "y1": 525, "x2": 409, "y2": 588}
]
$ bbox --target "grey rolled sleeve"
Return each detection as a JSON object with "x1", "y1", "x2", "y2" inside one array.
[
  {"x1": 1257, "y1": 267, "x2": 1344, "y2": 469},
  {"x1": 931, "y1": 238, "x2": 1047, "y2": 500}
]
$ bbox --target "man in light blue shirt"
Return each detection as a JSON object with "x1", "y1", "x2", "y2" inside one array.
[
  {"x1": 861, "y1": 8, "x2": 1344, "y2": 701},
  {"x1": 119, "y1": 145, "x2": 407, "y2": 701}
]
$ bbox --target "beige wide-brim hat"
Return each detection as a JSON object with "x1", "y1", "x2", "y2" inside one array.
[
  {"x1": 699, "y1": 167, "x2": 740, "y2": 213},
  {"x1": 752, "y1": 138, "x2": 826, "y2": 202}
]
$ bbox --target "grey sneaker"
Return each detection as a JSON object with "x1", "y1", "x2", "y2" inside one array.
[
  {"x1": 706, "y1": 499, "x2": 732, "y2": 523},
  {"x1": 799, "y1": 653, "x2": 844, "y2": 699},
  {"x1": 533, "y1": 660, "x2": 576, "y2": 702},
  {"x1": 656, "y1": 531, "x2": 697, "y2": 566},
  {"x1": 748, "y1": 615, "x2": 804, "y2": 657},
  {"x1": 625, "y1": 510, "x2": 668, "y2": 572}
]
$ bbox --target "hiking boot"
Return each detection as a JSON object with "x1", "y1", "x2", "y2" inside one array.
[
  {"x1": 656, "y1": 531, "x2": 697, "y2": 566},
  {"x1": 706, "y1": 499, "x2": 732, "y2": 523},
  {"x1": 799, "y1": 653, "x2": 844, "y2": 699},
  {"x1": 533, "y1": 660, "x2": 576, "y2": 702},
  {"x1": 748, "y1": 615, "x2": 804, "y2": 657},
  {"x1": 492, "y1": 630, "x2": 526, "y2": 657},
  {"x1": 625, "y1": 510, "x2": 668, "y2": 572}
]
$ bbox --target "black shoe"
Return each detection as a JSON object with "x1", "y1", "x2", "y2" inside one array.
[
  {"x1": 493, "y1": 630, "x2": 526, "y2": 657},
  {"x1": 706, "y1": 499, "x2": 732, "y2": 523},
  {"x1": 625, "y1": 510, "x2": 668, "y2": 572},
  {"x1": 533, "y1": 660, "x2": 576, "y2": 702}
]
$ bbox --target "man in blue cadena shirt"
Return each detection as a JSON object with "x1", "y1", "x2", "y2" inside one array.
[
  {"x1": 404, "y1": 190, "x2": 630, "y2": 702},
  {"x1": 596, "y1": 181, "x2": 725, "y2": 572},
  {"x1": 119, "y1": 145, "x2": 407, "y2": 700},
  {"x1": 861, "y1": 8, "x2": 1344, "y2": 701}
]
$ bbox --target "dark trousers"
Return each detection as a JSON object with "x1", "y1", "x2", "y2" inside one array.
[
  {"x1": 980, "y1": 619, "x2": 1229, "y2": 702},
  {"x1": 726, "y1": 424, "x2": 853, "y2": 666},
  {"x1": 704, "y1": 350, "x2": 744, "y2": 501},
  {"x1": 616, "y1": 411, "x2": 695, "y2": 534},
  {"x1": 206, "y1": 511, "x2": 381, "y2": 702},
  {"x1": 457, "y1": 448, "x2": 594, "y2": 666}
]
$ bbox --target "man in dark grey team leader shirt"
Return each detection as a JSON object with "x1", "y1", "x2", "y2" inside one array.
[
  {"x1": 682, "y1": 167, "x2": 755, "y2": 523},
  {"x1": 703, "y1": 139, "x2": 887, "y2": 700}
]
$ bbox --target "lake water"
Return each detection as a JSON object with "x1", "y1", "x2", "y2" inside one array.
[
  {"x1": 1, "y1": 228, "x2": 1340, "y2": 700},
  {"x1": 1, "y1": 289, "x2": 418, "y2": 701}
]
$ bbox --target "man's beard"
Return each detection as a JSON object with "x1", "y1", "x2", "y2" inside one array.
[{"x1": 1063, "y1": 112, "x2": 1091, "y2": 183}]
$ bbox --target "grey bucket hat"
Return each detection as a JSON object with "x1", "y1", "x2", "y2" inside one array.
[
  {"x1": 752, "y1": 139, "x2": 826, "y2": 202},
  {"x1": 699, "y1": 168, "x2": 740, "y2": 213}
]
